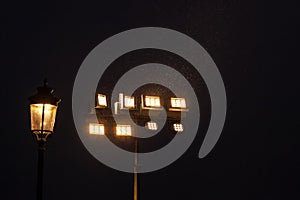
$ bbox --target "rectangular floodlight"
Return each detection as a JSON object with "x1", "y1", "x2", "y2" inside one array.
[
  {"x1": 141, "y1": 95, "x2": 162, "y2": 110},
  {"x1": 119, "y1": 93, "x2": 135, "y2": 109},
  {"x1": 173, "y1": 123, "x2": 184, "y2": 132},
  {"x1": 171, "y1": 98, "x2": 186, "y2": 108},
  {"x1": 116, "y1": 125, "x2": 132, "y2": 136},
  {"x1": 89, "y1": 123, "x2": 105, "y2": 135},
  {"x1": 124, "y1": 96, "x2": 135, "y2": 108},
  {"x1": 97, "y1": 94, "x2": 107, "y2": 107},
  {"x1": 146, "y1": 121, "x2": 158, "y2": 131},
  {"x1": 169, "y1": 97, "x2": 188, "y2": 111},
  {"x1": 145, "y1": 96, "x2": 160, "y2": 107}
]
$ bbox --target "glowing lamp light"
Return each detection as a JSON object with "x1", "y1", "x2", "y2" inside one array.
[
  {"x1": 145, "y1": 95, "x2": 160, "y2": 107},
  {"x1": 89, "y1": 123, "x2": 105, "y2": 135},
  {"x1": 116, "y1": 125, "x2": 132, "y2": 136},
  {"x1": 146, "y1": 121, "x2": 158, "y2": 131},
  {"x1": 173, "y1": 123, "x2": 184, "y2": 132},
  {"x1": 119, "y1": 93, "x2": 135, "y2": 109},
  {"x1": 97, "y1": 94, "x2": 107, "y2": 107},
  {"x1": 142, "y1": 95, "x2": 162, "y2": 110},
  {"x1": 171, "y1": 98, "x2": 186, "y2": 108},
  {"x1": 30, "y1": 104, "x2": 58, "y2": 134},
  {"x1": 124, "y1": 96, "x2": 135, "y2": 108},
  {"x1": 169, "y1": 97, "x2": 188, "y2": 111}
]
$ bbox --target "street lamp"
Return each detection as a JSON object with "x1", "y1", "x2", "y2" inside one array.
[{"x1": 28, "y1": 79, "x2": 61, "y2": 200}]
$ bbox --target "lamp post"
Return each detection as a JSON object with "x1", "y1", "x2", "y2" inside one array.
[
  {"x1": 28, "y1": 79, "x2": 61, "y2": 200},
  {"x1": 133, "y1": 137, "x2": 139, "y2": 200}
]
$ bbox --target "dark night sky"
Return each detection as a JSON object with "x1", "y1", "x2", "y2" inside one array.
[{"x1": 1, "y1": 1, "x2": 299, "y2": 199}]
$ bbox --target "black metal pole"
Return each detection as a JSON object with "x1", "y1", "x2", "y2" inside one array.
[
  {"x1": 37, "y1": 140, "x2": 45, "y2": 200},
  {"x1": 134, "y1": 138, "x2": 139, "y2": 200},
  {"x1": 36, "y1": 104, "x2": 46, "y2": 200}
]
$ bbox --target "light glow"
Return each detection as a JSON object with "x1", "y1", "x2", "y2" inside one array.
[
  {"x1": 97, "y1": 94, "x2": 107, "y2": 107},
  {"x1": 144, "y1": 96, "x2": 161, "y2": 107},
  {"x1": 89, "y1": 123, "x2": 105, "y2": 135},
  {"x1": 146, "y1": 121, "x2": 158, "y2": 131},
  {"x1": 116, "y1": 125, "x2": 132, "y2": 136},
  {"x1": 30, "y1": 103, "x2": 57, "y2": 133},
  {"x1": 171, "y1": 98, "x2": 187, "y2": 108},
  {"x1": 119, "y1": 93, "x2": 135, "y2": 109},
  {"x1": 173, "y1": 123, "x2": 184, "y2": 132},
  {"x1": 124, "y1": 96, "x2": 135, "y2": 108}
]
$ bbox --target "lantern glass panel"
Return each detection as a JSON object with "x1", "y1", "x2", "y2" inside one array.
[{"x1": 30, "y1": 104, "x2": 57, "y2": 133}]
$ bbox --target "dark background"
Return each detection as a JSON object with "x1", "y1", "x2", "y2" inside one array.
[{"x1": 1, "y1": 0, "x2": 299, "y2": 199}]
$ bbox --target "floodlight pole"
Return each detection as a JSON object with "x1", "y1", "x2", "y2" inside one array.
[{"x1": 134, "y1": 138, "x2": 139, "y2": 200}]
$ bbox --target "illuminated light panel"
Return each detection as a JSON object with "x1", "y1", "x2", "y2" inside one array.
[
  {"x1": 171, "y1": 98, "x2": 187, "y2": 108},
  {"x1": 124, "y1": 96, "x2": 135, "y2": 108},
  {"x1": 145, "y1": 96, "x2": 161, "y2": 107},
  {"x1": 97, "y1": 94, "x2": 107, "y2": 107},
  {"x1": 173, "y1": 123, "x2": 184, "y2": 132},
  {"x1": 89, "y1": 123, "x2": 105, "y2": 135},
  {"x1": 116, "y1": 125, "x2": 132, "y2": 136},
  {"x1": 146, "y1": 121, "x2": 158, "y2": 131},
  {"x1": 119, "y1": 93, "x2": 135, "y2": 109}
]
